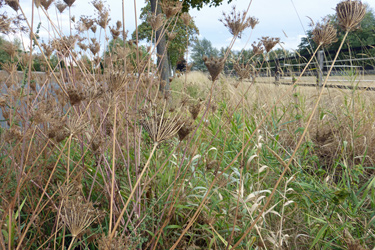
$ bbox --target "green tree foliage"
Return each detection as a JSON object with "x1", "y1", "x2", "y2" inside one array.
[
  {"x1": 180, "y1": 0, "x2": 232, "y2": 11},
  {"x1": 133, "y1": 3, "x2": 199, "y2": 70},
  {"x1": 190, "y1": 38, "x2": 219, "y2": 71}
]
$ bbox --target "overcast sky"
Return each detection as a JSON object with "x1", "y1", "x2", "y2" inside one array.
[{"x1": 11, "y1": 0, "x2": 375, "y2": 52}]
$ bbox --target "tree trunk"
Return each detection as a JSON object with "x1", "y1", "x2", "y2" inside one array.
[{"x1": 150, "y1": 0, "x2": 170, "y2": 97}]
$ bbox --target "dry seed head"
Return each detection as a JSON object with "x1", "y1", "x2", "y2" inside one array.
[
  {"x1": 41, "y1": 42, "x2": 54, "y2": 57},
  {"x1": 5, "y1": 0, "x2": 19, "y2": 11},
  {"x1": 110, "y1": 26, "x2": 121, "y2": 40},
  {"x1": 61, "y1": 196, "x2": 99, "y2": 237},
  {"x1": 58, "y1": 181, "x2": 81, "y2": 203},
  {"x1": 161, "y1": 0, "x2": 183, "y2": 19},
  {"x1": 89, "y1": 38, "x2": 100, "y2": 55},
  {"x1": 67, "y1": 85, "x2": 86, "y2": 105},
  {"x1": 180, "y1": 12, "x2": 192, "y2": 26},
  {"x1": 63, "y1": 0, "x2": 75, "y2": 7},
  {"x1": 92, "y1": 0, "x2": 104, "y2": 12},
  {"x1": 97, "y1": 9, "x2": 110, "y2": 29},
  {"x1": 98, "y1": 233, "x2": 130, "y2": 250},
  {"x1": 203, "y1": 56, "x2": 225, "y2": 82},
  {"x1": 40, "y1": 0, "x2": 54, "y2": 10},
  {"x1": 1, "y1": 62, "x2": 18, "y2": 75},
  {"x1": 260, "y1": 36, "x2": 280, "y2": 53},
  {"x1": 0, "y1": 95, "x2": 7, "y2": 107},
  {"x1": 108, "y1": 69, "x2": 128, "y2": 92},
  {"x1": 65, "y1": 115, "x2": 87, "y2": 136},
  {"x1": 148, "y1": 13, "x2": 164, "y2": 31},
  {"x1": 34, "y1": 0, "x2": 42, "y2": 8},
  {"x1": 55, "y1": 1, "x2": 68, "y2": 13},
  {"x1": 177, "y1": 119, "x2": 194, "y2": 141},
  {"x1": 116, "y1": 20, "x2": 121, "y2": 30},
  {"x1": 77, "y1": 41, "x2": 88, "y2": 51},
  {"x1": 336, "y1": 0, "x2": 366, "y2": 31},
  {"x1": 0, "y1": 14, "x2": 12, "y2": 34},
  {"x1": 3, "y1": 41, "x2": 18, "y2": 58},
  {"x1": 80, "y1": 16, "x2": 94, "y2": 30},
  {"x1": 312, "y1": 19, "x2": 337, "y2": 47},
  {"x1": 141, "y1": 103, "x2": 184, "y2": 144},
  {"x1": 52, "y1": 35, "x2": 77, "y2": 55},
  {"x1": 234, "y1": 62, "x2": 252, "y2": 80},
  {"x1": 91, "y1": 25, "x2": 97, "y2": 33},
  {"x1": 249, "y1": 16, "x2": 259, "y2": 29},
  {"x1": 167, "y1": 31, "x2": 177, "y2": 41},
  {"x1": 219, "y1": 6, "x2": 254, "y2": 38}
]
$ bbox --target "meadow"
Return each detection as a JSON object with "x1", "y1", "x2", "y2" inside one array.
[{"x1": 1, "y1": 0, "x2": 375, "y2": 249}]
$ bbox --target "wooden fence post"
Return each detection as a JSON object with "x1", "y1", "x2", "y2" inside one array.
[{"x1": 275, "y1": 58, "x2": 280, "y2": 85}]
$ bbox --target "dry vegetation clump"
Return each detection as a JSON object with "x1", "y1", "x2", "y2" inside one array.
[{"x1": 1, "y1": 0, "x2": 375, "y2": 249}]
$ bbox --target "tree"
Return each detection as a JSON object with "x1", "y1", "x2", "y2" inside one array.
[
  {"x1": 148, "y1": 0, "x2": 232, "y2": 96},
  {"x1": 190, "y1": 38, "x2": 219, "y2": 71},
  {"x1": 133, "y1": 2, "x2": 199, "y2": 73}
]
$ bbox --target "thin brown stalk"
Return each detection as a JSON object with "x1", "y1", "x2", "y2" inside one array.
[{"x1": 109, "y1": 103, "x2": 117, "y2": 233}]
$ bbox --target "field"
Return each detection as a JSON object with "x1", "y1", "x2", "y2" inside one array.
[{"x1": 1, "y1": 0, "x2": 375, "y2": 249}]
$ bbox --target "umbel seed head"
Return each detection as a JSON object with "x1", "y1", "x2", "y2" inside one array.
[
  {"x1": 312, "y1": 19, "x2": 337, "y2": 47},
  {"x1": 148, "y1": 13, "x2": 164, "y2": 31},
  {"x1": 161, "y1": 0, "x2": 183, "y2": 19},
  {"x1": 219, "y1": 6, "x2": 257, "y2": 38},
  {"x1": 260, "y1": 36, "x2": 280, "y2": 53},
  {"x1": 336, "y1": 0, "x2": 366, "y2": 31},
  {"x1": 203, "y1": 56, "x2": 225, "y2": 82},
  {"x1": 141, "y1": 102, "x2": 183, "y2": 144}
]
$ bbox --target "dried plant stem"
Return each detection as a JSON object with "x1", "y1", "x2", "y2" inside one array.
[
  {"x1": 67, "y1": 236, "x2": 76, "y2": 250},
  {"x1": 109, "y1": 104, "x2": 117, "y2": 234},
  {"x1": 67, "y1": 134, "x2": 73, "y2": 181},
  {"x1": 107, "y1": 143, "x2": 158, "y2": 244},
  {"x1": 231, "y1": 32, "x2": 349, "y2": 249},
  {"x1": 16, "y1": 138, "x2": 72, "y2": 249}
]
